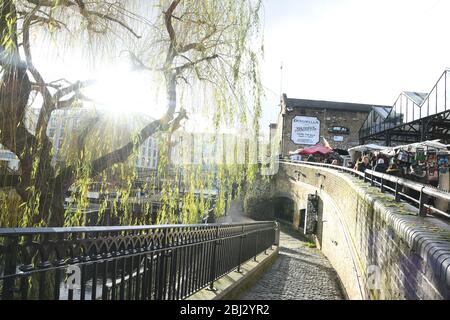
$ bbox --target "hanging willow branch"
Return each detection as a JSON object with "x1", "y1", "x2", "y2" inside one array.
[{"x1": 0, "y1": 0, "x2": 264, "y2": 227}]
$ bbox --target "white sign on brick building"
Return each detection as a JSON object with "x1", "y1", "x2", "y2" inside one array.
[{"x1": 291, "y1": 116, "x2": 320, "y2": 145}]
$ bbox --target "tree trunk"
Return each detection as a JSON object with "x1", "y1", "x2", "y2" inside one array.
[
  {"x1": 165, "y1": 70, "x2": 177, "y2": 164},
  {"x1": 42, "y1": 188, "x2": 66, "y2": 227},
  {"x1": 1, "y1": 1, "x2": 191, "y2": 228}
]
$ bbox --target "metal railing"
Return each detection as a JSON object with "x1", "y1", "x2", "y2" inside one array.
[
  {"x1": 359, "y1": 92, "x2": 413, "y2": 139},
  {"x1": 359, "y1": 70, "x2": 450, "y2": 139},
  {"x1": 0, "y1": 221, "x2": 279, "y2": 300},
  {"x1": 282, "y1": 160, "x2": 450, "y2": 219}
]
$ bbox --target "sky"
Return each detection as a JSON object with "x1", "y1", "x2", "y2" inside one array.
[
  {"x1": 259, "y1": 0, "x2": 450, "y2": 136},
  {"x1": 30, "y1": 0, "x2": 450, "y2": 138}
]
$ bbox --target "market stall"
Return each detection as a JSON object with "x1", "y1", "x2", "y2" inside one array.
[
  {"x1": 348, "y1": 144, "x2": 386, "y2": 162},
  {"x1": 373, "y1": 140, "x2": 450, "y2": 214},
  {"x1": 378, "y1": 140, "x2": 450, "y2": 183}
]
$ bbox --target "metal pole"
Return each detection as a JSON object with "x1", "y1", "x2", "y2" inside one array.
[
  {"x1": 436, "y1": 87, "x2": 438, "y2": 114},
  {"x1": 419, "y1": 187, "x2": 427, "y2": 217},
  {"x1": 236, "y1": 225, "x2": 245, "y2": 273},
  {"x1": 445, "y1": 71, "x2": 447, "y2": 111},
  {"x1": 207, "y1": 225, "x2": 220, "y2": 291},
  {"x1": 156, "y1": 228, "x2": 168, "y2": 300},
  {"x1": 254, "y1": 230, "x2": 259, "y2": 262},
  {"x1": 2, "y1": 236, "x2": 18, "y2": 300},
  {"x1": 395, "y1": 180, "x2": 401, "y2": 202}
]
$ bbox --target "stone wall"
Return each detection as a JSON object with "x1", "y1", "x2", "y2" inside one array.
[
  {"x1": 258, "y1": 163, "x2": 450, "y2": 300},
  {"x1": 243, "y1": 176, "x2": 276, "y2": 221}
]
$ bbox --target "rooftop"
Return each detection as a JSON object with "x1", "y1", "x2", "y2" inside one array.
[
  {"x1": 372, "y1": 105, "x2": 392, "y2": 119},
  {"x1": 282, "y1": 94, "x2": 390, "y2": 113},
  {"x1": 402, "y1": 91, "x2": 428, "y2": 105}
]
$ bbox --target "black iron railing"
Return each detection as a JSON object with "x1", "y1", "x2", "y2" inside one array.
[
  {"x1": 282, "y1": 160, "x2": 450, "y2": 219},
  {"x1": 0, "y1": 222, "x2": 279, "y2": 300}
]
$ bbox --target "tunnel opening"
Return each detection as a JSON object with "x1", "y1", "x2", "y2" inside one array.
[{"x1": 273, "y1": 197, "x2": 295, "y2": 224}]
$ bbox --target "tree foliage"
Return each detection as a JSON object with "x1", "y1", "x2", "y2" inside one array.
[{"x1": 0, "y1": 0, "x2": 264, "y2": 227}]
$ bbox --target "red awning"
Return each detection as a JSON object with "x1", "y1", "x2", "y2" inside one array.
[{"x1": 297, "y1": 144, "x2": 332, "y2": 156}]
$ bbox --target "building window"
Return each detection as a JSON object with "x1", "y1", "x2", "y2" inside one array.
[{"x1": 327, "y1": 126, "x2": 349, "y2": 134}]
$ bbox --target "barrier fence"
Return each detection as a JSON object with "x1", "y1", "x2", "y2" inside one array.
[{"x1": 0, "y1": 221, "x2": 279, "y2": 300}]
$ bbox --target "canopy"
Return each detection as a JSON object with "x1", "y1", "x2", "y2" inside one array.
[
  {"x1": 295, "y1": 144, "x2": 332, "y2": 156},
  {"x1": 348, "y1": 144, "x2": 386, "y2": 161},
  {"x1": 379, "y1": 139, "x2": 450, "y2": 156}
]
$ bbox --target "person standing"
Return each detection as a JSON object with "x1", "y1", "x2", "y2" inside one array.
[
  {"x1": 357, "y1": 156, "x2": 372, "y2": 173},
  {"x1": 374, "y1": 158, "x2": 387, "y2": 173}
]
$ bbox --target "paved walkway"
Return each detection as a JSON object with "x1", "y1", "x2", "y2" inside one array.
[
  {"x1": 241, "y1": 227, "x2": 346, "y2": 300},
  {"x1": 222, "y1": 200, "x2": 345, "y2": 300}
]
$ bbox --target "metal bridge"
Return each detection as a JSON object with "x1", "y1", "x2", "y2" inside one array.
[{"x1": 359, "y1": 70, "x2": 450, "y2": 145}]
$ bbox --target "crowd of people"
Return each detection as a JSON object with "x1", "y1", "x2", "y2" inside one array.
[
  {"x1": 352, "y1": 152, "x2": 438, "y2": 186},
  {"x1": 352, "y1": 154, "x2": 398, "y2": 176},
  {"x1": 296, "y1": 145, "x2": 444, "y2": 190},
  {"x1": 304, "y1": 151, "x2": 431, "y2": 184},
  {"x1": 304, "y1": 152, "x2": 397, "y2": 175},
  {"x1": 295, "y1": 144, "x2": 449, "y2": 215}
]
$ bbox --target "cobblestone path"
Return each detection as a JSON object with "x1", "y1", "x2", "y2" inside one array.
[{"x1": 241, "y1": 226, "x2": 346, "y2": 300}]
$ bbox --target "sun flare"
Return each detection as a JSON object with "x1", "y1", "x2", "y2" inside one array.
[{"x1": 84, "y1": 62, "x2": 165, "y2": 118}]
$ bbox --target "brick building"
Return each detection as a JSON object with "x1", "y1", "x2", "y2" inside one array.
[{"x1": 273, "y1": 94, "x2": 390, "y2": 156}]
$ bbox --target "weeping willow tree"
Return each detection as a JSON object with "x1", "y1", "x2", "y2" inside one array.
[
  {"x1": 0, "y1": 0, "x2": 264, "y2": 227},
  {"x1": 129, "y1": 0, "x2": 265, "y2": 224}
]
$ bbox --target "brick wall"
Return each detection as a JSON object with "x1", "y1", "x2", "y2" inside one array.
[
  {"x1": 280, "y1": 108, "x2": 368, "y2": 155},
  {"x1": 269, "y1": 163, "x2": 450, "y2": 299}
]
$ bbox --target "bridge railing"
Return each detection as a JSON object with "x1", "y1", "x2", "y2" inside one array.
[
  {"x1": 281, "y1": 160, "x2": 450, "y2": 219},
  {"x1": 0, "y1": 221, "x2": 279, "y2": 300},
  {"x1": 359, "y1": 70, "x2": 450, "y2": 140}
]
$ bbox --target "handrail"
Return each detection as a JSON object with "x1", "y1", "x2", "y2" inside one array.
[
  {"x1": 281, "y1": 160, "x2": 364, "y2": 178},
  {"x1": 417, "y1": 70, "x2": 446, "y2": 110},
  {"x1": 362, "y1": 91, "x2": 421, "y2": 136},
  {"x1": 0, "y1": 221, "x2": 274, "y2": 236},
  {"x1": 281, "y1": 160, "x2": 450, "y2": 219}
]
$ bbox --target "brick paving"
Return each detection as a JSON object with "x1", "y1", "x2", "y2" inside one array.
[
  {"x1": 222, "y1": 200, "x2": 345, "y2": 300},
  {"x1": 241, "y1": 226, "x2": 346, "y2": 300}
]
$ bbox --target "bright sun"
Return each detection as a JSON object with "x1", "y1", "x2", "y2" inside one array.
[{"x1": 84, "y1": 62, "x2": 165, "y2": 118}]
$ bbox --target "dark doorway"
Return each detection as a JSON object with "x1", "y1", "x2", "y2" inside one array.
[
  {"x1": 316, "y1": 197, "x2": 324, "y2": 248},
  {"x1": 299, "y1": 209, "x2": 306, "y2": 231},
  {"x1": 273, "y1": 197, "x2": 295, "y2": 224}
]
